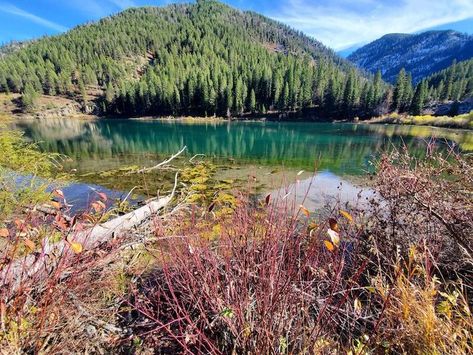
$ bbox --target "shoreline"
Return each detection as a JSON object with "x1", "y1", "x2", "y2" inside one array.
[
  {"x1": 363, "y1": 113, "x2": 473, "y2": 130},
  {"x1": 3, "y1": 101, "x2": 472, "y2": 131}
]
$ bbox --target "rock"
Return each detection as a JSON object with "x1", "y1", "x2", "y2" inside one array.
[{"x1": 424, "y1": 98, "x2": 473, "y2": 116}]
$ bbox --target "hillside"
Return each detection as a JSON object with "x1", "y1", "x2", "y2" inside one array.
[
  {"x1": 0, "y1": 0, "x2": 384, "y2": 119},
  {"x1": 425, "y1": 58, "x2": 473, "y2": 102},
  {"x1": 348, "y1": 30, "x2": 473, "y2": 84},
  {"x1": 0, "y1": 41, "x2": 30, "y2": 58}
]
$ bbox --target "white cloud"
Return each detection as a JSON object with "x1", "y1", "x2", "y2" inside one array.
[
  {"x1": 269, "y1": 0, "x2": 473, "y2": 50},
  {"x1": 109, "y1": 0, "x2": 137, "y2": 10},
  {"x1": 60, "y1": 0, "x2": 136, "y2": 17},
  {"x1": 0, "y1": 2, "x2": 68, "y2": 32}
]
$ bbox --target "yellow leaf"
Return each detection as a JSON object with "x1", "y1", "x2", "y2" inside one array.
[
  {"x1": 354, "y1": 298, "x2": 362, "y2": 312},
  {"x1": 0, "y1": 228, "x2": 9, "y2": 238},
  {"x1": 327, "y1": 229, "x2": 340, "y2": 246},
  {"x1": 299, "y1": 205, "x2": 310, "y2": 218},
  {"x1": 24, "y1": 238, "x2": 35, "y2": 251},
  {"x1": 324, "y1": 240, "x2": 335, "y2": 252},
  {"x1": 340, "y1": 210, "x2": 353, "y2": 223},
  {"x1": 70, "y1": 242, "x2": 83, "y2": 254},
  {"x1": 243, "y1": 325, "x2": 251, "y2": 338},
  {"x1": 308, "y1": 221, "x2": 318, "y2": 230}
]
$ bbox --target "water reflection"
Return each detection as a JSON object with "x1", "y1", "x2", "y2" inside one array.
[
  {"x1": 271, "y1": 172, "x2": 376, "y2": 212},
  {"x1": 14, "y1": 118, "x2": 470, "y2": 176}
]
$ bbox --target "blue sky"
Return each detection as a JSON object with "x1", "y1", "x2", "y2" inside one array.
[{"x1": 1, "y1": 0, "x2": 472, "y2": 50}]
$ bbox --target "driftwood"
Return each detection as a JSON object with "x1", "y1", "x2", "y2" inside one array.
[
  {"x1": 0, "y1": 173, "x2": 179, "y2": 296},
  {"x1": 132, "y1": 146, "x2": 187, "y2": 174}
]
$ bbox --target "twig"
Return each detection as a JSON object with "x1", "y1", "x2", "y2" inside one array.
[
  {"x1": 121, "y1": 186, "x2": 139, "y2": 204},
  {"x1": 132, "y1": 146, "x2": 187, "y2": 174},
  {"x1": 189, "y1": 154, "x2": 205, "y2": 163}
]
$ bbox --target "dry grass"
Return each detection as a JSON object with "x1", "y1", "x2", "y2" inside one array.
[
  {"x1": 369, "y1": 111, "x2": 473, "y2": 129},
  {"x1": 0, "y1": 145, "x2": 472, "y2": 353}
]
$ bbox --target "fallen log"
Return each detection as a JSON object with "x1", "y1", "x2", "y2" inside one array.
[{"x1": 0, "y1": 173, "x2": 179, "y2": 296}]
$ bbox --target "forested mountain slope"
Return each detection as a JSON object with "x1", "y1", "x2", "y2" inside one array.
[
  {"x1": 0, "y1": 0, "x2": 385, "y2": 118},
  {"x1": 425, "y1": 59, "x2": 473, "y2": 102},
  {"x1": 386, "y1": 58, "x2": 473, "y2": 116},
  {"x1": 348, "y1": 30, "x2": 473, "y2": 84},
  {"x1": 0, "y1": 41, "x2": 30, "y2": 59}
]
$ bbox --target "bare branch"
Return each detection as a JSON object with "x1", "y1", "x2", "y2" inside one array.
[{"x1": 132, "y1": 146, "x2": 187, "y2": 174}]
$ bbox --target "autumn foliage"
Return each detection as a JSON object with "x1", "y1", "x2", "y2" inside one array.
[{"x1": 0, "y1": 147, "x2": 472, "y2": 353}]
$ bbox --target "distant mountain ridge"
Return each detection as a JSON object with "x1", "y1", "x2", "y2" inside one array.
[{"x1": 348, "y1": 30, "x2": 473, "y2": 84}]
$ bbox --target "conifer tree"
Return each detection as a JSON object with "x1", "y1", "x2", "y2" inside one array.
[
  {"x1": 410, "y1": 80, "x2": 427, "y2": 115},
  {"x1": 21, "y1": 83, "x2": 38, "y2": 113}
]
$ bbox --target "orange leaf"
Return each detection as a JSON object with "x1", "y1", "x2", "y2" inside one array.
[
  {"x1": 56, "y1": 217, "x2": 69, "y2": 231},
  {"x1": 53, "y1": 189, "x2": 64, "y2": 199},
  {"x1": 91, "y1": 201, "x2": 106, "y2": 212},
  {"x1": 299, "y1": 205, "x2": 310, "y2": 218},
  {"x1": 50, "y1": 201, "x2": 61, "y2": 210},
  {"x1": 97, "y1": 192, "x2": 108, "y2": 202},
  {"x1": 14, "y1": 219, "x2": 24, "y2": 229},
  {"x1": 329, "y1": 218, "x2": 340, "y2": 232},
  {"x1": 340, "y1": 210, "x2": 353, "y2": 223},
  {"x1": 70, "y1": 242, "x2": 83, "y2": 254},
  {"x1": 0, "y1": 228, "x2": 9, "y2": 238},
  {"x1": 324, "y1": 240, "x2": 335, "y2": 252},
  {"x1": 24, "y1": 238, "x2": 35, "y2": 251}
]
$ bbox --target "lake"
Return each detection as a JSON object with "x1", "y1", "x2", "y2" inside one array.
[{"x1": 12, "y1": 118, "x2": 472, "y2": 210}]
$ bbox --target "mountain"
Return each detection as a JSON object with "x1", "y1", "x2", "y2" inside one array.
[
  {"x1": 337, "y1": 44, "x2": 363, "y2": 58},
  {"x1": 0, "y1": 0, "x2": 384, "y2": 119},
  {"x1": 348, "y1": 30, "x2": 473, "y2": 84}
]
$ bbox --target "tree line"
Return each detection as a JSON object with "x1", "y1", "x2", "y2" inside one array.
[
  {"x1": 392, "y1": 59, "x2": 473, "y2": 115},
  {"x1": 0, "y1": 0, "x2": 388, "y2": 118},
  {"x1": 0, "y1": 0, "x2": 470, "y2": 118}
]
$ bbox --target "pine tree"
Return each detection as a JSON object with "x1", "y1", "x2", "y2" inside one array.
[
  {"x1": 78, "y1": 79, "x2": 88, "y2": 108},
  {"x1": 403, "y1": 73, "x2": 414, "y2": 111},
  {"x1": 393, "y1": 69, "x2": 407, "y2": 112},
  {"x1": 249, "y1": 88, "x2": 256, "y2": 113},
  {"x1": 105, "y1": 83, "x2": 115, "y2": 109},
  {"x1": 21, "y1": 83, "x2": 39, "y2": 113},
  {"x1": 410, "y1": 80, "x2": 427, "y2": 115},
  {"x1": 373, "y1": 70, "x2": 382, "y2": 105},
  {"x1": 342, "y1": 71, "x2": 356, "y2": 116}
]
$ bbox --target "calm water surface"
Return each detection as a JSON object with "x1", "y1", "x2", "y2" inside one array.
[
  {"x1": 12, "y1": 118, "x2": 471, "y2": 210},
  {"x1": 14, "y1": 118, "x2": 472, "y2": 176}
]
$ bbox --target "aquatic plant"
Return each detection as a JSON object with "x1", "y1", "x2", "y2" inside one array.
[{"x1": 0, "y1": 126, "x2": 63, "y2": 220}]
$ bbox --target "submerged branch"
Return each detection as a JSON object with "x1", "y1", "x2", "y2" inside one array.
[{"x1": 132, "y1": 146, "x2": 187, "y2": 174}]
